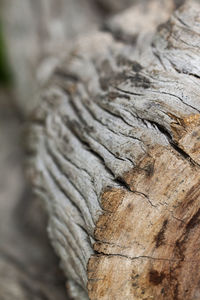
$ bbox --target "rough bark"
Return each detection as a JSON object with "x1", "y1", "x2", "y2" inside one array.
[{"x1": 26, "y1": 0, "x2": 200, "y2": 299}]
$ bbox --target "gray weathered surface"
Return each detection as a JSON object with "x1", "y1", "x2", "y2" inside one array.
[{"x1": 26, "y1": 0, "x2": 200, "y2": 298}]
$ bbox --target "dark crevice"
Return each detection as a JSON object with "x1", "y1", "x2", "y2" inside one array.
[
  {"x1": 64, "y1": 95, "x2": 133, "y2": 175},
  {"x1": 92, "y1": 250, "x2": 184, "y2": 262},
  {"x1": 174, "y1": 13, "x2": 189, "y2": 28},
  {"x1": 82, "y1": 97, "x2": 144, "y2": 145},
  {"x1": 114, "y1": 175, "x2": 132, "y2": 192},
  {"x1": 95, "y1": 96, "x2": 151, "y2": 130},
  {"x1": 146, "y1": 119, "x2": 198, "y2": 166},
  {"x1": 149, "y1": 89, "x2": 200, "y2": 114},
  {"x1": 69, "y1": 95, "x2": 135, "y2": 165},
  {"x1": 45, "y1": 141, "x2": 96, "y2": 227},
  {"x1": 187, "y1": 72, "x2": 200, "y2": 80},
  {"x1": 95, "y1": 98, "x2": 137, "y2": 128},
  {"x1": 170, "y1": 142, "x2": 192, "y2": 161},
  {"x1": 45, "y1": 160, "x2": 83, "y2": 219},
  {"x1": 53, "y1": 217, "x2": 88, "y2": 269},
  {"x1": 46, "y1": 144, "x2": 82, "y2": 204},
  {"x1": 152, "y1": 50, "x2": 167, "y2": 71},
  {"x1": 64, "y1": 117, "x2": 117, "y2": 180},
  {"x1": 52, "y1": 211, "x2": 90, "y2": 272},
  {"x1": 133, "y1": 190, "x2": 157, "y2": 207},
  {"x1": 52, "y1": 130, "x2": 98, "y2": 198},
  {"x1": 76, "y1": 223, "x2": 93, "y2": 248},
  {"x1": 89, "y1": 131, "x2": 134, "y2": 165},
  {"x1": 52, "y1": 224, "x2": 86, "y2": 283},
  {"x1": 169, "y1": 59, "x2": 200, "y2": 86},
  {"x1": 115, "y1": 86, "x2": 144, "y2": 96},
  {"x1": 114, "y1": 175, "x2": 157, "y2": 207}
]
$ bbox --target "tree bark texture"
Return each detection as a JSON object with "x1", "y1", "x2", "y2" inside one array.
[{"x1": 26, "y1": 0, "x2": 200, "y2": 299}]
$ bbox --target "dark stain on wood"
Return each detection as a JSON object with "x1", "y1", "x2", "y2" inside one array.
[
  {"x1": 127, "y1": 203, "x2": 134, "y2": 210},
  {"x1": 144, "y1": 162, "x2": 155, "y2": 177},
  {"x1": 180, "y1": 180, "x2": 200, "y2": 211},
  {"x1": 173, "y1": 207, "x2": 200, "y2": 262},
  {"x1": 127, "y1": 73, "x2": 151, "y2": 89},
  {"x1": 174, "y1": 239, "x2": 185, "y2": 261},
  {"x1": 131, "y1": 61, "x2": 143, "y2": 73},
  {"x1": 173, "y1": 282, "x2": 179, "y2": 300},
  {"x1": 186, "y1": 208, "x2": 200, "y2": 231},
  {"x1": 155, "y1": 219, "x2": 168, "y2": 248},
  {"x1": 149, "y1": 269, "x2": 166, "y2": 285},
  {"x1": 116, "y1": 56, "x2": 142, "y2": 70},
  {"x1": 116, "y1": 56, "x2": 143, "y2": 73}
]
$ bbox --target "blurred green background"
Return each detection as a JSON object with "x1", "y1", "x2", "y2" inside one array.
[{"x1": 0, "y1": 22, "x2": 12, "y2": 86}]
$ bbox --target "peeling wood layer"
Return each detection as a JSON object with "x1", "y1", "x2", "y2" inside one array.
[{"x1": 89, "y1": 145, "x2": 200, "y2": 299}]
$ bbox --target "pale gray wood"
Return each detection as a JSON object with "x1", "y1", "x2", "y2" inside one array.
[{"x1": 26, "y1": 0, "x2": 200, "y2": 299}]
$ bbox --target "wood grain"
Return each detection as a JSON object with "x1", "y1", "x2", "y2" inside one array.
[{"x1": 26, "y1": 0, "x2": 200, "y2": 299}]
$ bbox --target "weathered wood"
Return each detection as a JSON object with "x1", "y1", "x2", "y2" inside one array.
[{"x1": 26, "y1": 0, "x2": 200, "y2": 299}]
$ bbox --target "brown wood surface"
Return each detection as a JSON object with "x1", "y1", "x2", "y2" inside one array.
[
  {"x1": 27, "y1": 0, "x2": 200, "y2": 299},
  {"x1": 3, "y1": 0, "x2": 200, "y2": 299}
]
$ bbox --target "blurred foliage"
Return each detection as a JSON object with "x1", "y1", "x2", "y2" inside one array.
[{"x1": 0, "y1": 22, "x2": 13, "y2": 86}]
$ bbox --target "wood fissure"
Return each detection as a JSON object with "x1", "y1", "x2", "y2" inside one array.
[
  {"x1": 26, "y1": 1, "x2": 200, "y2": 299},
  {"x1": 89, "y1": 143, "x2": 200, "y2": 299}
]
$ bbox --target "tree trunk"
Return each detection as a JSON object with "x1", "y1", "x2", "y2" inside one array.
[{"x1": 25, "y1": 0, "x2": 200, "y2": 299}]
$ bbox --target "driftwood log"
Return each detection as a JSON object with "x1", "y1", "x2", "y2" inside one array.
[{"x1": 25, "y1": 0, "x2": 200, "y2": 299}]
